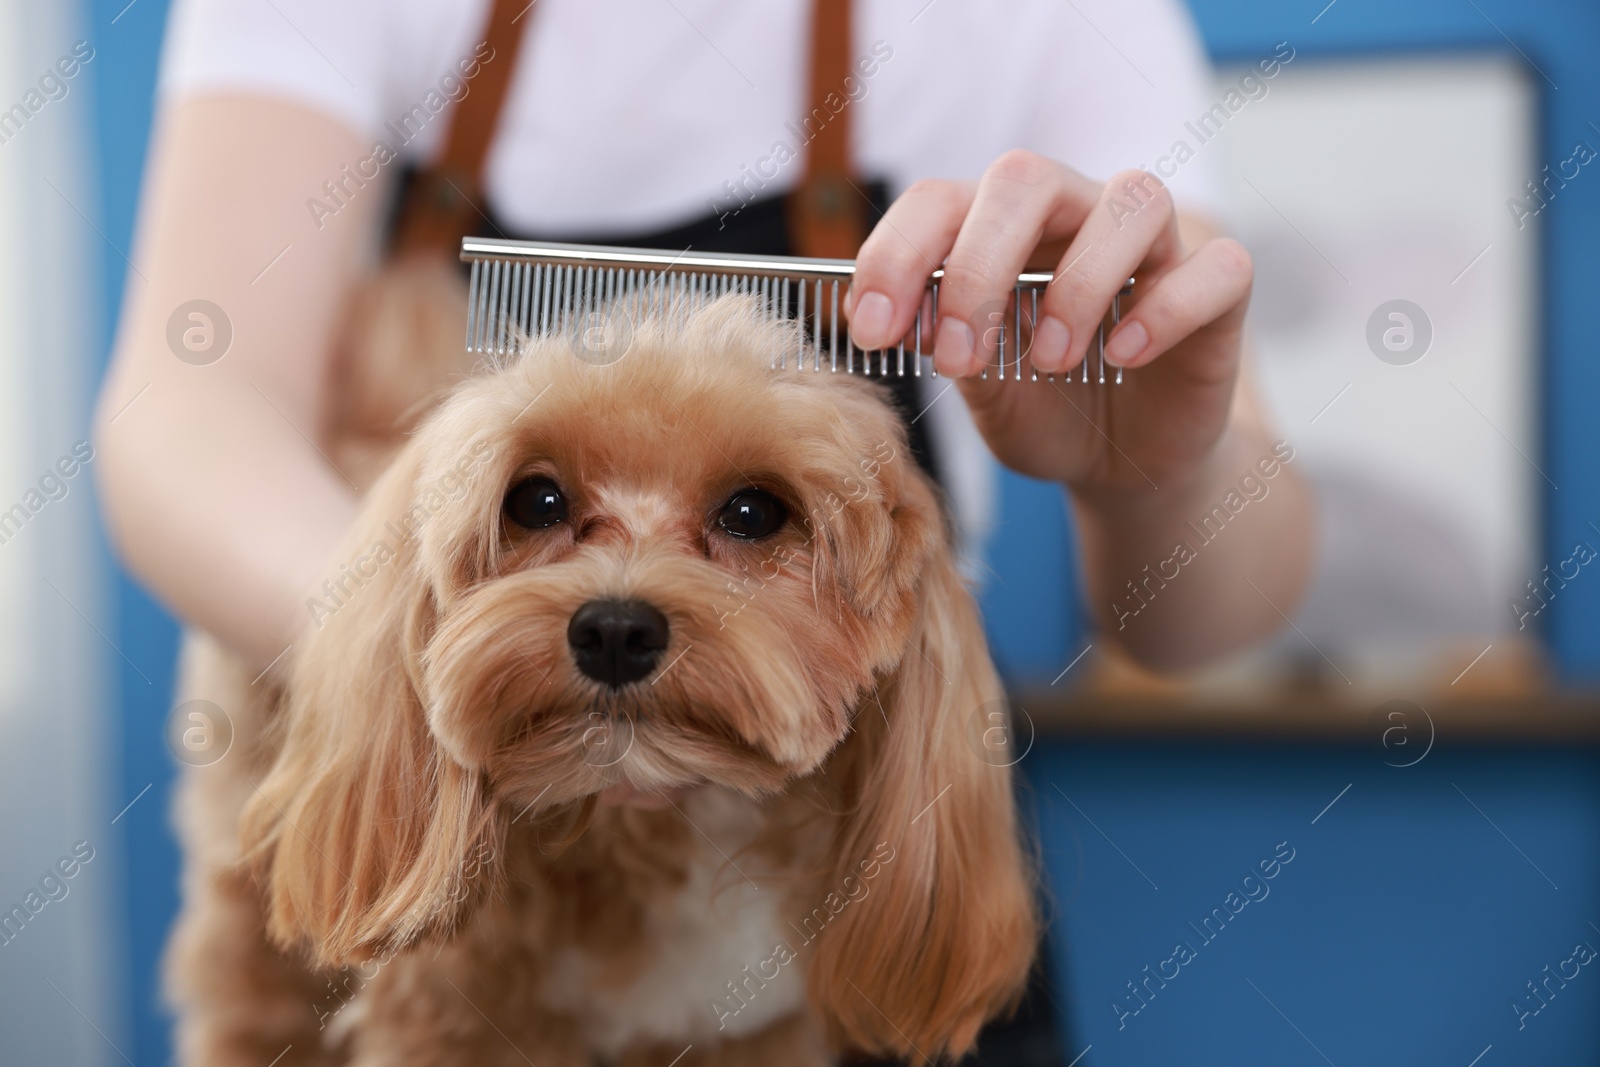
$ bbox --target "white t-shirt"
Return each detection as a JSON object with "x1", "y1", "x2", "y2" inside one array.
[
  {"x1": 161, "y1": 0, "x2": 1223, "y2": 230},
  {"x1": 159, "y1": 0, "x2": 1223, "y2": 554}
]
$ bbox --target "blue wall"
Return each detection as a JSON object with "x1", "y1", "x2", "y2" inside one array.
[
  {"x1": 85, "y1": 1, "x2": 1599, "y2": 1063},
  {"x1": 84, "y1": 1, "x2": 181, "y2": 1063},
  {"x1": 1032, "y1": 741, "x2": 1600, "y2": 1065}
]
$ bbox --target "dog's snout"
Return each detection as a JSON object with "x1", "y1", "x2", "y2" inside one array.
[{"x1": 567, "y1": 599, "x2": 670, "y2": 687}]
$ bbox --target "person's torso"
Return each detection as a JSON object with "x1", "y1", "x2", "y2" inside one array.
[{"x1": 360, "y1": 0, "x2": 1093, "y2": 235}]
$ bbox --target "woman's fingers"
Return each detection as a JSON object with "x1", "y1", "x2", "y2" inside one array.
[
  {"x1": 844, "y1": 178, "x2": 975, "y2": 350},
  {"x1": 848, "y1": 157, "x2": 1221, "y2": 380},
  {"x1": 1102, "y1": 236, "x2": 1254, "y2": 371},
  {"x1": 926, "y1": 152, "x2": 1103, "y2": 377},
  {"x1": 1032, "y1": 169, "x2": 1183, "y2": 374},
  {"x1": 847, "y1": 152, "x2": 1103, "y2": 371}
]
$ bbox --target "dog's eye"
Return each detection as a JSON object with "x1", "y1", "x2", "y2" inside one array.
[
  {"x1": 504, "y1": 477, "x2": 568, "y2": 530},
  {"x1": 718, "y1": 489, "x2": 786, "y2": 540}
]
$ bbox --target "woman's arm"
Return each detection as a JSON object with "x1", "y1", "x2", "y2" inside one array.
[
  {"x1": 1068, "y1": 339, "x2": 1315, "y2": 673},
  {"x1": 94, "y1": 96, "x2": 377, "y2": 668},
  {"x1": 847, "y1": 156, "x2": 1314, "y2": 673}
]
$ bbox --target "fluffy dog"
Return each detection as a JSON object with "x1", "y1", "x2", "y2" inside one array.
[{"x1": 166, "y1": 296, "x2": 1036, "y2": 1066}]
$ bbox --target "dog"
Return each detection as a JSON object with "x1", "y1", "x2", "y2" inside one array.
[{"x1": 165, "y1": 295, "x2": 1037, "y2": 1066}]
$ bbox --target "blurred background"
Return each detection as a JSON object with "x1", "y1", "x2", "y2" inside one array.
[{"x1": 1, "y1": 0, "x2": 1597, "y2": 1064}]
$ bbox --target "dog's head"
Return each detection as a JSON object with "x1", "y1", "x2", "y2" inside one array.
[{"x1": 242, "y1": 297, "x2": 1035, "y2": 1058}]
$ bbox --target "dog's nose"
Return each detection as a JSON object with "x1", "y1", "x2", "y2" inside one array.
[{"x1": 567, "y1": 599, "x2": 670, "y2": 687}]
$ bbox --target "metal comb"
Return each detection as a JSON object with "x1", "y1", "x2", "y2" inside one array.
[{"x1": 461, "y1": 237, "x2": 1132, "y2": 384}]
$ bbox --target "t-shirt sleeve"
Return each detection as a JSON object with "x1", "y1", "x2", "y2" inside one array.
[
  {"x1": 1021, "y1": 0, "x2": 1226, "y2": 222},
  {"x1": 158, "y1": 0, "x2": 486, "y2": 155}
]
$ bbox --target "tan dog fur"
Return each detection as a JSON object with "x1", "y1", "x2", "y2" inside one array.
[{"x1": 165, "y1": 297, "x2": 1036, "y2": 1066}]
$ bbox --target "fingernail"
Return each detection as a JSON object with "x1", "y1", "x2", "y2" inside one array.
[
  {"x1": 1032, "y1": 315, "x2": 1070, "y2": 372},
  {"x1": 934, "y1": 316, "x2": 976, "y2": 376},
  {"x1": 851, "y1": 290, "x2": 894, "y2": 349},
  {"x1": 1106, "y1": 321, "x2": 1149, "y2": 366}
]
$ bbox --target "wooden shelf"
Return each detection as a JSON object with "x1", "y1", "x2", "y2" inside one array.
[{"x1": 1014, "y1": 687, "x2": 1600, "y2": 743}]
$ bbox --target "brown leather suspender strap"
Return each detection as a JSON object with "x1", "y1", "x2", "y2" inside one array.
[
  {"x1": 391, "y1": 0, "x2": 533, "y2": 259},
  {"x1": 788, "y1": 0, "x2": 870, "y2": 258}
]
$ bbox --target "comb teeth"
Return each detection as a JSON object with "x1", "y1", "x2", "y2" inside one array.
[{"x1": 460, "y1": 238, "x2": 1131, "y2": 384}]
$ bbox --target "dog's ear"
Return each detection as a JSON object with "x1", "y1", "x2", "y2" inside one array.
[
  {"x1": 808, "y1": 536, "x2": 1038, "y2": 1061},
  {"x1": 803, "y1": 383, "x2": 941, "y2": 628},
  {"x1": 239, "y1": 443, "x2": 501, "y2": 967}
]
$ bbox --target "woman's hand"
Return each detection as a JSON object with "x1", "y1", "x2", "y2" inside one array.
[
  {"x1": 847, "y1": 150, "x2": 1312, "y2": 671},
  {"x1": 846, "y1": 150, "x2": 1252, "y2": 499}
]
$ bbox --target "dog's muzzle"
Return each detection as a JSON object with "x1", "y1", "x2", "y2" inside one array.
[{"x1": 567, "y1": 598, "x2": 670, "y2": 687}]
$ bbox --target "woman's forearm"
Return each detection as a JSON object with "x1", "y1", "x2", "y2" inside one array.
[
  {"x1": 1071, "y1": 391, "x2": 1315, "y2": 672},
  {"x1": 96, "y1": 372, "x2": 358, "y2": 667}
]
